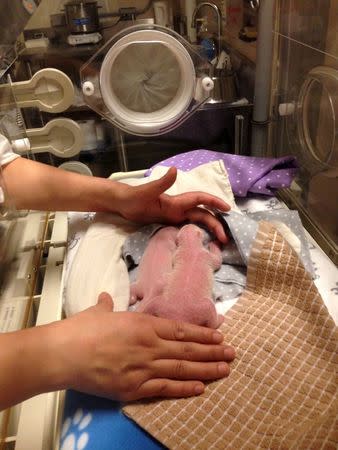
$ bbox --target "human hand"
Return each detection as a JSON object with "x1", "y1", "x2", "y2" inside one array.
[
  {"x1": 50, "y1": 293, "x2": 235, "y2": 402},
  {"x1": 116, "y1": 167, "x2": 230, "y2": 243}
]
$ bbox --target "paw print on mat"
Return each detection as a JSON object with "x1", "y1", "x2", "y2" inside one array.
[{"x1": 60, "y1": 408, "x2": 92, "y2": 450}]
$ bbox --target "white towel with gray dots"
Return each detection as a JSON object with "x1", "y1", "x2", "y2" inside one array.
[{"x1": 220, "y1": 209, "x2": 314, "y2": 277}]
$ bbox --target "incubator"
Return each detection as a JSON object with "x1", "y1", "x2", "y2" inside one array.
[{"x1": 0, "y1": 0, "x2": 337, "y2": 449}]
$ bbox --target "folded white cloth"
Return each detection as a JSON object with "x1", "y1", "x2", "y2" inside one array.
[
  {"x1": 154, "y1": 160, "x2": 240, "y2": 212},
  {"x1": 65, "y1": 212, "x2": 140, "y2": 316}
]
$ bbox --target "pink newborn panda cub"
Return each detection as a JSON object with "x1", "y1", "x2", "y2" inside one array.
[
  {"x1": 133, "y1": 223, "x2": 224, "y2": 329},
  {"x1": 129, "y1": 226, "x2": 179, "y2": 306}
]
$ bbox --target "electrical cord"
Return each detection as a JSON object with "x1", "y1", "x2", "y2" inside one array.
[
  {"x1": 137, "y1": 0, "x2": 153, "y2": 15},
  {"x1": 101, "y1": 17, "x2": 121, "y2": 30}
]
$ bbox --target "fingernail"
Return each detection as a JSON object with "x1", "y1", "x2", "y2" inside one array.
[
  {"x1": 194, "y1": 384, "x2": 205, "y2": 395},
  {"x1": 218, "y1": 362, "x2": 230, "y2": 376},
  {"x1": 212, "y1": 331, "x2": 224, "y2": 343},
  {"x1": 224, "y1": 346, "x2": 236, "y2": 360}
]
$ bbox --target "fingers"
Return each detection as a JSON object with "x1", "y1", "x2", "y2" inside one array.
[
  {"x1": 141, "y1": 166, "x2": 177, "y2": 198},
  {"x1": 151, "y1": 359, "x2": 231, "y2": 381},
  {"x1": 133, "y1": 348, "x2": 234, "y2": 401},
  {"x1": 150, "y1": 316, "x2": 225, "y2": 344},
  {"x1": 162, "y1": 192, "x2": 230, "y2": 242},
  {"x1": 159, "y1": 340, "x2": 236, "y2": 363},
  {"x1": 185, "y1": 207, "x2": 229, "y2": 244},
  {"x1": 133, "y1": 356, "x2": 231, "y2": 400},
  {"x1": 96, "y1": 292, "x2": 114, "y2": 311},
  {"x1": 175, "y1": 192, "x2": 231, "y2": 213},
  {"x1": 131, "y1": 379, "x2": 205, "y2": 400}
]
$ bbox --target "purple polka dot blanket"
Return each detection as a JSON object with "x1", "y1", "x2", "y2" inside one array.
[{"x1": 145, "y1": 150, "x2": 298, "y2": 197}]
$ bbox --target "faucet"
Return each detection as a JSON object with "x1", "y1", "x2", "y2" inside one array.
[{"x1": 191, "y1": 2, "x2": 222, "y2": 57}]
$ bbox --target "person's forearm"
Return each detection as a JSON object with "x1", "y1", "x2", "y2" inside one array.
[
  {"x1": 2, "y1": 157, "x2": 125, "y2": 212},
  {"x1": 0, "y1": 324, "x2": 67, "y2": 411}
]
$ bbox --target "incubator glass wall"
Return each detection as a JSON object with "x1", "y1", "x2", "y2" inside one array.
[{"x1": 270, "y1": 0, "x2": 338, "y2": 264}]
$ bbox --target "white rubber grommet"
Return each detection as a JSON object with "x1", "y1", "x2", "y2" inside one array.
[
  {"x1": 201, "y1": 76, "x2": 214, "y2": 92},
  {"x1": 82, "y1": 81, "x2": 95, "y2": 96},
  {"x1": 278, "y1": 102, "x2": 295, "y2": 116}
]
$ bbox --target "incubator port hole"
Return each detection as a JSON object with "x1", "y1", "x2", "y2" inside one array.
[
  {"x1": 301, "y1": 79, "x2": 336, "y2": 166},
  {"x1": 296, "y1": 66, "x2": 338, "y2": 169}
]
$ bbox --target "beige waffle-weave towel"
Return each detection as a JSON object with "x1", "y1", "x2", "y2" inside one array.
[{"x1": 124, "y1": 221, "x2": 338, "y2": 449}]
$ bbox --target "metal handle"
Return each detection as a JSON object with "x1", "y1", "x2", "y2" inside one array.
[
  {"x1": 114, "y1": 128, "x2": 129, "y2": 172},
  {"x1": 234, "y1": 114, "x2": 244, "y2": 155}
]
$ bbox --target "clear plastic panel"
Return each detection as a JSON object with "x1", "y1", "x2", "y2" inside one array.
[
  {"x1": 272, "y1": 0, "x2": 338, "y2": 263},
  {"x1": 0, "y1": 75, "x2": 27, "y2": 143},
  {"x1": 278, "y1": 0, "x2": 334, "y2": 54},
  {"x1": 80, "y1": 24, "x2": 213, "y2": 136},
  {"x1": 297, "y1": 66, "x2": 338, "y2": 168}
]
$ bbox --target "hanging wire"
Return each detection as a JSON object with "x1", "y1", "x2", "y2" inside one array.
[{"x1": 101, "y1": 17, "x2": 121, "y2": 31}]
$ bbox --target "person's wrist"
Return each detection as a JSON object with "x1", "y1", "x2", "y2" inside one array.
[
  {"x1": 31, "y1": 321, "x2": 73, "y2": 393},
  {"x1": 94, "y1": 178, "x2": 125, "y2": 214}
]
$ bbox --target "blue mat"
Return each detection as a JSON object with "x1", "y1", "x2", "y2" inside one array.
[{"x1": 60, "y1": 390, "x2": 165, "y2": 450}]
